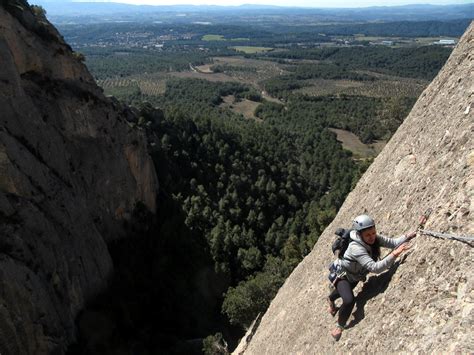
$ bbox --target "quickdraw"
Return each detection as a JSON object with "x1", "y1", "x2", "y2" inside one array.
[{"x1": 418, "y1": 208, "x2": 433, "y2": 230}]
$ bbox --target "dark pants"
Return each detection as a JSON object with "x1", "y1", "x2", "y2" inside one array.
[{"x1": 329, "y1": 279, "x2": 358, "y2": 327}]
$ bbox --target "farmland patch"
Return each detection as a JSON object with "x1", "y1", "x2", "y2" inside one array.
[
  {"x1": 329, "y1": 128, "x2": 385, "y2": 158},
  {"x1": 220, "y1": 95, "x2": 262, "y2": 121},
  {"x1": 230, "y1": 46, "x2": 274, "y2": 54}
]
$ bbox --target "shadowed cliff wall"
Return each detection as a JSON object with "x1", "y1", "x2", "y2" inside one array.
[{"x1": 0, "y1": 2, "x2": 158, "y2": 353}]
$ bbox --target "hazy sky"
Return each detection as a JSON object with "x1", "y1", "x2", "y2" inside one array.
[{"x1": 75, "y1": 0, "x2": 473, "y2": 8}]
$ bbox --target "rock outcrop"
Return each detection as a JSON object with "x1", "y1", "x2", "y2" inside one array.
[
  {"x1": 0, "y1": 1, "x2": 158, "y2": 353},
  {"x1": 236, "y1": 22, "x2": 473, "y2": 354}
]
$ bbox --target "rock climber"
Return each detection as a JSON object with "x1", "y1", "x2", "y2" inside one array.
[{"x1": 327, "y1": 214, "x2": 417, "y2": 341}]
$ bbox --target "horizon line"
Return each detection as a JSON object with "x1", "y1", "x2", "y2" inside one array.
[{"x1": 64, "y1": 1, "x2": 473, "y2": 9}]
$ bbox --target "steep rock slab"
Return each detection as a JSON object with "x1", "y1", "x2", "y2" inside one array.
[
  {"x1": 0, "y1": 2, "x2": 158, "y2": 353},
  {"x1": 239, "y1": 22, "x2": 473, "y2": 354}
]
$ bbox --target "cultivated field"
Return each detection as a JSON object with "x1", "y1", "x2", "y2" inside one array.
[
  {"x1": 195, "y1": 64, "x2": 214, "y2": 73},
  {"x1": 209, "y1": 56, "x2": 287, "y2": 87},
  {"x1": 329, "y1": 128, "x2": 386, "y2": 158},
  {"x1": 169, "y1": 71, "x2": 238, "y2": 82},
  {"x1": 220, "y1": 95, "x2": 262, "y2": 121},
  {"x1": 230, "y1": 46, "x2": 274, "y2": 54},
  {"x1": 202, "y1": 34, "x2": 225, "y2": 41},
  {"x1": 98, "y1": 74, "x2": 168, "y2": 96}
]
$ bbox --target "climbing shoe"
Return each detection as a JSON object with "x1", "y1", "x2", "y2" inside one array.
[{"x1": 331, "y1": 324, "x2": 344, "y2": 341}]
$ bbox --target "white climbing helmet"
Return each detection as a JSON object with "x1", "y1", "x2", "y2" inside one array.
[{"x1": 352, "y1": 214, "x2": 375, "y2": 231}]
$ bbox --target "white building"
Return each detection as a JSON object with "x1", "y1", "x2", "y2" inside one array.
[{"x1": 435, "y1": 39, "x2": 456, "y2": 45}]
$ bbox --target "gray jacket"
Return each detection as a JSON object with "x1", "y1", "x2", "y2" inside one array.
[{"x1": 335, "y1": 230, "x2": 407, "y2": 283}]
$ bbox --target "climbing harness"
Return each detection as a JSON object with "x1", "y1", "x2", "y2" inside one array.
[
  {"x1": 417, "y1": 208, "x2": 474, "y2": 246},
  {"x1": 328, "y1": 263, "x2": 347, "y2": 286}
]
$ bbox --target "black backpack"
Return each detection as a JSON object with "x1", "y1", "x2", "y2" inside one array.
[{"x1": 332, "y1": 228, "x2": 353, "y2": 259}]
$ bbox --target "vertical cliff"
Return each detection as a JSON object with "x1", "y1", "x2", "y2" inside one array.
[
  {"x1": 0, "y1": 1, "x2": 158, "y2": 353},
  {"x1": 236, "y1": 22, "x2": 473, "y2": 354}
]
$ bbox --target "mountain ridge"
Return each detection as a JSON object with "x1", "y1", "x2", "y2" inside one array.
[{"x1": 32, "y1": 1, "x2": 474, "y2": 21}]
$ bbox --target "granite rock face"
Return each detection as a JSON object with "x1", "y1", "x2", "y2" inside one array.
[
  {"x1": 236, "y1": 22, "x2": 473, "y2": 354},
  {"x1": 0, "y1": 2, "x2": 158, "y2": 353}
]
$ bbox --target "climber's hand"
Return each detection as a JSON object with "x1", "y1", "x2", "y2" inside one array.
[
  {"x1": 392, "y1": 242, "x2": 412, "y2": 258},
  {"x1": 406, "y1": 230, "x2": 417, "y2": 240}
]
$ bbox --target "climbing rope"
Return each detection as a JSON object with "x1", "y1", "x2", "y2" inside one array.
[
  {"x1": 417, "y1": 208, "x2": 474, "y2": 246},
  {"x1": 419, "y1": 229, "x2": 474, "y2": 246}
]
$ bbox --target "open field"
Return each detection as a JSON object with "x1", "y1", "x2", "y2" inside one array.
[
  {"x1": 329, "y1": 128, "x2": 385, "y2": 158},
  {"x1": 202, "y1": 34, "x2": 225, "y2": 41},
  {"x1": 261, "y1": 92, "x2": 284, "y2": 104},
  {"x1": 195, "y1": 64, "x2": 214, "y2": 73},
  {"x1": 220, "y1": 95, "x2": 262, "y2": 121},
  {"x1": 230, "y1": 46, "x2": 274, "y2": 54}
]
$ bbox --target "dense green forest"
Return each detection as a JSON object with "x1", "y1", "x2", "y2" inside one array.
[{"x1": 144, "y1": 79, "x2": 361, "y2": 325}]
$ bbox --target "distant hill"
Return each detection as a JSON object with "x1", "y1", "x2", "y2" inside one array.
[{"x1": 33, "y1": 2, "x2": 474, "y2": 23}]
